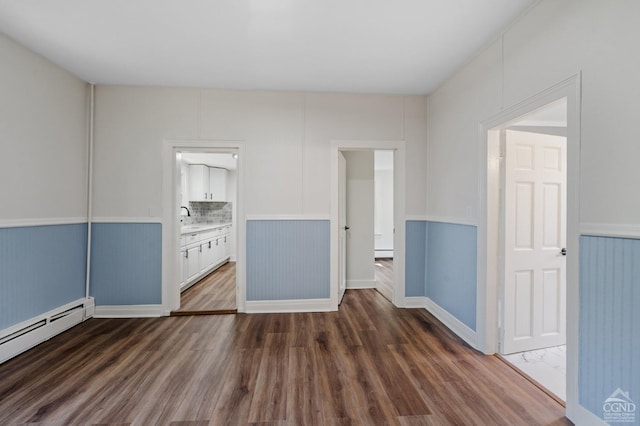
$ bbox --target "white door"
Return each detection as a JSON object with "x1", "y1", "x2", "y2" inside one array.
[
  {"x1": 338, "y1": 152, "x2": 347, "y2": 304},
  {"x1": 502, "y1": 130, "x2": 567, "y2": 354}
]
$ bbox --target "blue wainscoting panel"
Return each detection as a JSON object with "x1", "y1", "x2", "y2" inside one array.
[
  {"x1": 425, "y1": 222, "x2": 477, "y2": 331},
  {"x1": 405, "y1": 221, "x2": 427, "y2": 297},
  {"x1": 90, "y1": 223, "x2": 162, "y2": 305},
  {"x1": 0, "y1": 224, "x2": 87, "y2": 330},
  {"x1": 579, "y1": 235, "x2": 640, "y2": 420},
  {"x1": 246, "y1": 220, "x2": 329, "y2": 300}
]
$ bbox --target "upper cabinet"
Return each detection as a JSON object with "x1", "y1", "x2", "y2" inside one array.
[
  {"x1": 188, "y1": 164, "x2": 227, "y2": 202},
  {"x1": 209, "y1": 167, "x2": 227, "y2": 201}
]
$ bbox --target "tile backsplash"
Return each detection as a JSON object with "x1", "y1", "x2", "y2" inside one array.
[{"x1": 181, "y1": 201, "x2": 232, "y2": 225}]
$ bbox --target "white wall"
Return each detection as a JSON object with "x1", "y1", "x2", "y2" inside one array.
[
  {"x1": 427, "y1": 0, "x2": 640, "y2": 226},
  {"x1": 93, "y1": 88, "x2": 427, "y2": 219},
  {"x1": 374, "y1": 152, "x2": 394, "y2": 256},
  {"x1": 344, "y1": 151, "x2": 375, "y2": 287},
  {"x1": 0, "y1": 34, "x2": 88, "y2": 221},
  {"x1": 425, "y1": 1, "x2": 640, "y2": 423}
]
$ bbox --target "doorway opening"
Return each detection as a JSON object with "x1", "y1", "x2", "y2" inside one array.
[
  {"x1": 330, "y1": 140, "x2": 406, "y2": 310},
  {"x1": 337, "y1": 150, "x2": 395, "y2": 304},
  {"x1": 374, "y1": 150, "x2": 395, "y2": 302},
  {"x1": 492, "y1": 99, "x2": 568, "y2": 401},
  {"x1": 161, "y1": 139, "x2": 245, "y2": 316},
  {"x1": 172, "y1": 151, "x2": 238, "y2": 315}
]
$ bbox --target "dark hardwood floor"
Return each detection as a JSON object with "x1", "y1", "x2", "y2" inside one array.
[
  {"x1": 0, "y1": 289, "x2": 570, "y2": 425},
  {"x1": 375, "y1": 258, "x2": 393, "y2": 301},
  {"x1": 173, "y1": 262, "x2": 236, "y2": 315}
]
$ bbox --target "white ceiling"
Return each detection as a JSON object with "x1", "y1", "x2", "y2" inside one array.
[{"x1": 0, "y1": 0, "x2": 536, "y2": 95}]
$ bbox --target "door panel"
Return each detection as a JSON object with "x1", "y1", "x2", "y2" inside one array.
[{"x1": 502, "y1": 130, "x2": 567, "y2": 354}]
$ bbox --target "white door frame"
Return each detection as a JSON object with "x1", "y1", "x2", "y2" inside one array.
[
  {"x1": 161, "y1": 139, "x2": 246, "y2": 313},
  {"x1": 477, "y1": 75, "x2": 581, "y2": 416},
  {"x1": 330, "y1": 140, "x2": 406, "y2": 309}
]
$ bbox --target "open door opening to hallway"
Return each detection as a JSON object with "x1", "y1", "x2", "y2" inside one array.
[
  {"x1": 492, "y1": 99, "x2": 568, "y2": 402},
  {"x1": 338, "y1": 150, "x2": 394, "y2": 305}
]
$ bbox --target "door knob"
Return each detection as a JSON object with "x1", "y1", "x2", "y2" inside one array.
[
  {"x1": 344, "y1": 226, "x2": 350, "y2": 230},
  {"x1": 560, "y1": 248, "x2": 567, "y2": 256}
]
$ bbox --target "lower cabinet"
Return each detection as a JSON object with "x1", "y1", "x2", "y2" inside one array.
[
  {"x1": 185, "y1": 246, "x2": 201, "y2": 283},
  {"x1": 201, "y1": 239, "x2": 216, "y2": 274},
  {"x1": 180, "y1": 225, "x2": 233, "y2": 292}
]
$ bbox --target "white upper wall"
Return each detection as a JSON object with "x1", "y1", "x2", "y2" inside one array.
[
  {"x1": 427, "y1": 0, "x2": 640, "y2": 226},
  {"x1": 0, "y1": 34, "x2": 87, "y2": 221},
  {"x1": 93, "y1": 87, "x2": 427, "y2": 218}
]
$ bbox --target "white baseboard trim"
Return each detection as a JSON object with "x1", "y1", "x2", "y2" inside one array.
[
  {"x1": 93, "y1": 304, "x2": 166, "y2": 318},
  {"x1": 580, "y1": 222, "x2": 640, "y2": 239},
  {"x1": 424, "y1": 298, "x2": 478, "y2": 349},
  {"x1": 404, "y1": 296, "x2": 427, "y2": 308},
  {"x1": 566, "y1": 403, "x2": 605, "y2": 426},
  {"x1": 346, "y1": 279, "x2": 376, "y2": 289},
  {"x1": 1, "y1": 298, "x2": 92, "y2": 364},
  {"x1": 375, "y1": 250, "x2": 394, "y2": 258},
  {"x1": 245, "y1": 298, "x2": 332, "y2": 313}
]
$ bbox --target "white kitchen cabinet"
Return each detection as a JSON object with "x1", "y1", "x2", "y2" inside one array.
[
  {"x1": 201, "y1": 239, "x2": 216, "y2": 273},
  {"x1": 180, "y1": 248, "x2": 187, "y2": 289},
  {"x1": 189, "y1": 164, "x2": 227, "y2": 202},
  {"x1": 185, "y1": 246, "x2": 201, "y2": 282},
  {"x1": 209, "y1": 167, "x2": 227, "y2": 201},
  {"x1": 188, "y1": 164, "x2": 210, "y2": 201},
  {"x1": 179, "y1": 224, "x2": 233, "y2": 292}
]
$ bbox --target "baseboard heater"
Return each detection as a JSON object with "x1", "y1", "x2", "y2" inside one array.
[{"x1": 0, "y1": 297, "x2": 95, "y2": 364}]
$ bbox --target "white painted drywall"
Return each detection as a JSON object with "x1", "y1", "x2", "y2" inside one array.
[
  {"x1": 0, "y1": 34, "x2": 88, "y2": 221},
  {"x1": 344, "y1": 151, "x2": 375, "y2": 286},
  {"x1": 375, "y1": 151, "x2": 394, "y2": 255},
  {"x1": 375, "y1": 169, "x2": 394, "y2": 254},
  {"x1": 427, "y1": 0, "x2": 640, "y2": 226},
  {"x1": 92, "y1": 88, "x2": 427, "y2": 218}
]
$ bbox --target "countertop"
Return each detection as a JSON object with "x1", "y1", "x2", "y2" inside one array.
[{"x1": 180, "y1": 223, "x2": 232, "y2": 235}]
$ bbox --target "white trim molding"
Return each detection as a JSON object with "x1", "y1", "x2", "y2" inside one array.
[
  {"x1": 346, "y1": 279, "x2": 376, "y2": 289},
  {"x1": 93, "y1": 304, "x2": 166, "y2": 318},
  {"x1": 580, "y1": 223, "x2": 640, "y2": 239},
  {"x1": 419, "y1": 215, "x2": 478, "y2": 227},
  {"x1": 0, "y1": 217, "x2": 87, "y2": 228},
  {"x1": 91, "y1": 217, "x2": 163, "y2": 224},
  {"x1": 425, "y1": 298, "x2": 478, "y2": 349},
  {"x1": 245, "y1": 215, "x2": 331, "y2": 221},
  {"x1": 404, "y1": 215, "x2": 431, "y2": 222},
  {"x1": 404, "y1": 296, "x2": 427, "y2": 308},
  {"x1": 566, "y1": 405, "x2": 606, "y2": 426},
  {"x1": 245, "y1": 298, "x2": 332, "y2": 313}
]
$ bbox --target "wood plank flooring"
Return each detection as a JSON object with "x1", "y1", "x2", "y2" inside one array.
[
  {"x1": 173, "y1": 262, "x2": 236, "y2": 314},
  {"x1": 374, "y1": 258, "x2": 393, "y2": 301},
  {"x1": 0, "y1": 290, "x2": 570, "y2": 425}
]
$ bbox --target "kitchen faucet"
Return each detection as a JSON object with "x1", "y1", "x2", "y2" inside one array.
[{"x1": 180, "y1": 206, "x2": 191, "y2": 216}]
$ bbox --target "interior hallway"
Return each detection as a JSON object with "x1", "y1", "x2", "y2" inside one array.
[{"x1": 0, "y1": 289, "x2": 568, "y2": 425}]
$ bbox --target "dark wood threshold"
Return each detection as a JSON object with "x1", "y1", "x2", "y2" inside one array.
[
  {"x1": 170, "y1": 309, "x2": 237, "y2": 316},
  {"x1": 494, "y1": 353, "x2": 566, "y2": 408}
]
